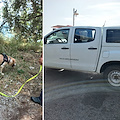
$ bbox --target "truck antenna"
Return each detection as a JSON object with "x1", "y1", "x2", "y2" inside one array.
[{"x1": 103, "y1": 20, "x2": 106, "y2": 27}]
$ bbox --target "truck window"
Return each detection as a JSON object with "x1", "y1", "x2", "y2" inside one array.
[
  {"x1": 74, "y1": 29, "x2": 95, "y2": 43},
  {"x1": 46, "y1": 29, "x2": 69, "y2": 44},
  {"x1": 106, "y1": 29, "x2": 120, "y2": 43}
]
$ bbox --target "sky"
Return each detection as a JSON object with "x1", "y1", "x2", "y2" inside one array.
[
  {"x1": 0, "y1": 2, "x2": 3, "y2": 21},
  {"x1": 44, "y1": 0, "x2": 120, "y2": 35}
]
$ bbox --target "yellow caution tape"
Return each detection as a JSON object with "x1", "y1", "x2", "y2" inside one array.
[{"x1": 0, "y1": 65, "x2": 42, "y2": 97}]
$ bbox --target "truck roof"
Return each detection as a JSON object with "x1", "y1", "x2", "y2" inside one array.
[{"x1": 60, "y1": 26, "x2": 120, "y2": 29}]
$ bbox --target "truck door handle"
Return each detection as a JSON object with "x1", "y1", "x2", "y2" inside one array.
[
  {"x1": 61, "y1": 47, "x2": 69, "y2": 50},
  {"x1": 88, "y1": 47, "x2": 97, "y2": 50}
]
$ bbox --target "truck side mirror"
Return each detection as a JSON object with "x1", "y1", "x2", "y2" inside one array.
[{"x1": 44, "y1": 37, "x2": 47, "y2": 44}]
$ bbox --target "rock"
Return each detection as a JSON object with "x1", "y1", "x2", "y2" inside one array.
[{"x1": 29, "y1": 66, "x2": 35, "y2": 70}]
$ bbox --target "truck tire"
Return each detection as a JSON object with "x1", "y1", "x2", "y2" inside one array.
[{"x1": 103, "y1": 65, "x2": 120, "y2": 87}]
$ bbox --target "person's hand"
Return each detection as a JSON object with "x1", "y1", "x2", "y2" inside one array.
[{"x1": 39, "y1": 54, "x2": 43, "y2": 65}]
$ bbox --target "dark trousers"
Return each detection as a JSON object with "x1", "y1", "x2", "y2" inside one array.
[{"x1": 39, "y1": 90, "x2": 42, "y2": 105}]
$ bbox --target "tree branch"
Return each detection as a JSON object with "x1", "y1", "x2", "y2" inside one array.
[
  {"x1": 0, "y1": 20, "x2": 7, "y2": 29},
  {"x1": 20, "y1": 14, "x2": 42, "y2": 21}
]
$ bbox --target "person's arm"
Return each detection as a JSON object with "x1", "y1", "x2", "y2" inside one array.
[{"x1": 39, "y1": 53, "x2": 43, "y2": 65}]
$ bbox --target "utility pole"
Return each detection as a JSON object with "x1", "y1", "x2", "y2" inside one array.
[{"x1": 73, "y1": 8, "x2": 79, "y2": 26}]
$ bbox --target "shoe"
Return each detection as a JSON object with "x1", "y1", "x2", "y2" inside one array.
[{"x1": 31, "y1": 97, "x2": 42, "y2": 105}]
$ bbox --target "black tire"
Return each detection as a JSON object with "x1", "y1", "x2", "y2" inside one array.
[{"x1": 103, "y1": 65, "x2": 120, "y2": 87}]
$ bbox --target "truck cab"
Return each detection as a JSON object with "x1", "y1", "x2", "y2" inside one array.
[
  {"x1": 44, "y1": 26, "x2": 101, "y2": 71},
  {"x1": 44, "y1": 26, "x2": 120, "y2": 87}
]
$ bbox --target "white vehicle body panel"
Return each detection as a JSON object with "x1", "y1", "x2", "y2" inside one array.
[
  {"x1": 97, "y1": 27, "x2": 120, "y2": 72},
  {"x1": 44, "y1": 28, "x2": 72, "y2": 69},
  {"x1": 70, "y1": 27, "x2": 101, "y2": 72}
]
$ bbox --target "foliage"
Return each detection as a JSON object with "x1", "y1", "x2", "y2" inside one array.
[
  {"x1": 2, "y1": 0, "x2": 42, "y2": 42},
  {"x1": 0, "y1": 34, "x2": 41, "y2": 56}
]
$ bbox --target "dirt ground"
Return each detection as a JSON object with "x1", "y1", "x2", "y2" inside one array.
[
  {"x1": 0, "y1": 94, "x2": 42, "y2": 120},
  {"x1": 0, "y1": 51, "x2": 42, "y2": 120},
  {"x1": 0, "y1": 80, "x2": 42, "y2": 120}
]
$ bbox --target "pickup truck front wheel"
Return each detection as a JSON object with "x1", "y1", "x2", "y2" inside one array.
[{"x1": 103, "y1": 65, "x2": 120, "y2": 87}]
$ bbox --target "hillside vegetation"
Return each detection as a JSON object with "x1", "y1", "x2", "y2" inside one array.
[{"x1": 0, "y1": 36, "x2": 42, "y2": 96}]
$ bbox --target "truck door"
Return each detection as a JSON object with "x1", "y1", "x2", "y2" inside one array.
[
  {"x1": 44, "y1": 28, "x2": 71, "y2": 69},
  {"x1": 71, "y1": 27, "x2": 101, "y2": 72}
]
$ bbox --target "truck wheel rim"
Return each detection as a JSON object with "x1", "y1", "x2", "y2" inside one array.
[{"x1": 108, "y1": 70, "x2": 120, "y2": 86}]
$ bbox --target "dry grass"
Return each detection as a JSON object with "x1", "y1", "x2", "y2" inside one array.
[{"x1": 0, "y1": 36, "x2": 42, "y2": 97}]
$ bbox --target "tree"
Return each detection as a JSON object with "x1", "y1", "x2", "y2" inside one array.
[{"x1": 2, "y1": 0, "x2": 42, "y2": 42}]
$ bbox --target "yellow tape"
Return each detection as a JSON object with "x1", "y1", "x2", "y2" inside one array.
[{"x1": 0, "y1": 65, "x2": 42, "y2": 97}]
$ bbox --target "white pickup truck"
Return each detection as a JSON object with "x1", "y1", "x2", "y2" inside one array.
[{"x1": 44, "y1": 26, "x2": 120, "y2": 87}]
